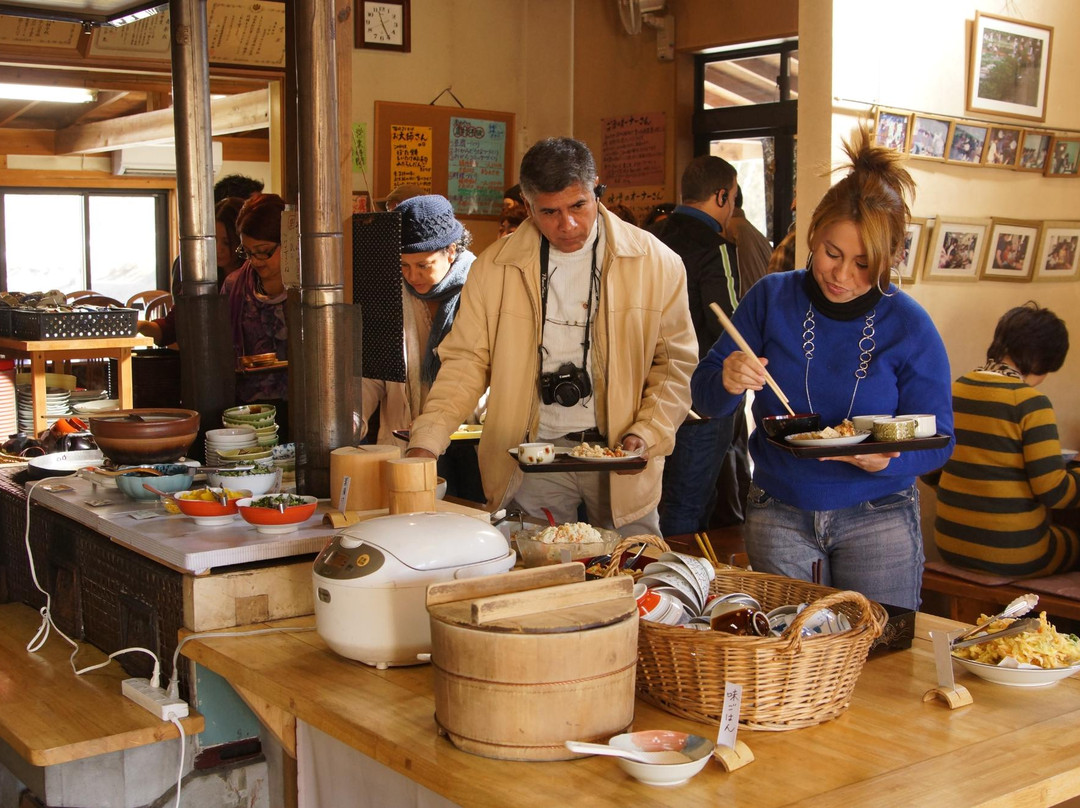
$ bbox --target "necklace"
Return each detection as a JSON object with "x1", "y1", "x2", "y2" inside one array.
[{"x1": 802, "y1": 305, "x2": 877, "y2": 420}]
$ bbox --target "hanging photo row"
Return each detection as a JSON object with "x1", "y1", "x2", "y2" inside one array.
[
  {"x1": 897, "y1": 216, "x2": 1080, "y2": 285},
  {"x1": 873, "y1": 107, "x2": 1079, "y2": 178}
]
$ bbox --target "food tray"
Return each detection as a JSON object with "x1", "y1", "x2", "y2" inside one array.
[
  {"x1": 392, "y1": 426, "x2": 483, "y2": 443},
  {"x1": 510, "y1": 450, "x2": 647, "y2": 474},
  {"x1": 11, "y1": 307, "x2": 138, "y2": 340},
  {"x1": 767, "y1": 433, "x2": 950, "y2": 459}
]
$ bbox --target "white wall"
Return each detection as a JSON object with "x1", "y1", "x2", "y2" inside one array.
[{"x1": 801, "y1": 0, "x2": 1080, "y2": 443}]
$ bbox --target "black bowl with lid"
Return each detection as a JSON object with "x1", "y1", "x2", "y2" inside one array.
[{"x1": 760, "y1": 413, "x2": 820, "y2": 439}]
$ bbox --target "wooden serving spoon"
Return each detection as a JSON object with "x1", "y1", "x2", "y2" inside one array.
[{"x1": 85, "y1": 466, "x2": 163, "y2": 477}]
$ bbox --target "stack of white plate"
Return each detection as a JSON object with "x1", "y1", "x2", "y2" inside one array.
[
  {"x1": 205, "y1": 426, "x2": 258, "y2": 466},
  {"x1": 72, "y1": 398, "x2": 121, "y2": 415},
  {"x1": 0, "y1": 365, "x2": 15, "y2": 439},
  {"x1": 16, "y1": 385, "x2": 70, "y2": 433}
]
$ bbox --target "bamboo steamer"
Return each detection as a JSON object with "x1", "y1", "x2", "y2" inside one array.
[{"x1": 426, "y1": 564, "x2": 638, "y2": 761}]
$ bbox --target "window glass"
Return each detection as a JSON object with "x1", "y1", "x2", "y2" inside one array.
[
  {"x1": 711, "y1": 139, "x2": 769, "y2": 239},
  {"x1": 4, "y1": 194, "x2": 85, "y2": 293},
  {"x1": 89, "y1": 195, "x2": 158, "y2": 301},
  {"x1": 701, "y1": 49, "x2": 799, "y2": 109}
]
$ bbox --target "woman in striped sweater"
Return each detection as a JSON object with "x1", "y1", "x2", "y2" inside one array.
[{"x1": 935, "y1": 302, "x2": 1080, "y2": 577}]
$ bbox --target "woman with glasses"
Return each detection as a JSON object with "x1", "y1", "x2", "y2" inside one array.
[{"x1": 221, "y1": 193, "x2": 289, "y2": 429}]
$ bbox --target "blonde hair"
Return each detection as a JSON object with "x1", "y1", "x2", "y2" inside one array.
[{"x1": 806, "y1": 126, "x2": 915, "y2": 291}]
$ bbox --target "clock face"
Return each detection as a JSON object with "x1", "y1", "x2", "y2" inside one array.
[{"x1": 364, "y1": 2, "x2": 403, "y2": 47}]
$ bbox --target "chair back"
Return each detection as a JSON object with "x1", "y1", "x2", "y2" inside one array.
[
  {"x1": 75, "y1": 294, "x2": 124, "y2": 308},
  {"x1": 66, "y1": 290, "x2": 95, "y2": 302},
  {"x1": 127, "y1": 290, "x2": 173, "y2": 320}
]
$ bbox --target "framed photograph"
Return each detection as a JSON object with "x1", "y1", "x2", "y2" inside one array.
[
  {"x1": 1045, "y1": 136, "x2": 1080, "y2": 178},
  {"x1": 923, "y1": 217, "x2": 991, "y2": 282},
  {"x1": 1017, "y1": 131, "x2": 1053, "y2": 172},
  {"x1": 980, "y1": 219, "x2": 1040, "y2": 281},
  {"x1": 874, "y1": 109, "x2": 910, "y2": 152},
  {"x1": 351, "y1": 191, "x2": 372, "y2": 214},
  {"x1": 967, "y1": 12, "x2": 1053, "y2": 122},
  {"x1": 982, "y1": 126, "x2": 1022, "y2": 168},
  {"x1": 946, "y1": 122, "x2": 989, "y2": 164},
  {"x1": 1033, "y1": 221, "x2": 1080, "y2": 282},
  {"x1": 897, "y1": 217, "x2": 929, "y2": 283},
  {"x1": 907, "y1": 115, "x2": 951, "y2": 160}
]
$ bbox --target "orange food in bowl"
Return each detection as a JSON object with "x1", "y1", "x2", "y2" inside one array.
[{"x1": 173, "y1": 487, "x2": 251, "y2": 518}]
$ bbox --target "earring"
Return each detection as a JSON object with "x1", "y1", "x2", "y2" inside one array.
[
  {"x1": 805, "y1": 251, "x2": 814, "y2": 271},
  {"x1": 880, "y1": 266, "x2": 901, "y2": 297}
]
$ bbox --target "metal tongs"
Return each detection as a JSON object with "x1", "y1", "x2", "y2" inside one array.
[{"x1": 951, "y1": 593, "x2": 1039, "y2": 646}]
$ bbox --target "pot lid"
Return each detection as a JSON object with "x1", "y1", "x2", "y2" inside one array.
[{"x1": 336, "y1": 512, "x2": 509, "y2": 571}]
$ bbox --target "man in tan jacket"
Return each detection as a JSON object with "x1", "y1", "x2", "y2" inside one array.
[{"x1": 407, "y1": 137, "x2": 697, "y2": 535}]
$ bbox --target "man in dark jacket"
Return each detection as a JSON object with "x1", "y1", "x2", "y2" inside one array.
[{"x1": 650, "y1": 156, "x2": 740, "y2": 536}]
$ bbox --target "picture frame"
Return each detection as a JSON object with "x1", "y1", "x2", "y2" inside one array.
[
  {"x1": 946, "y1": 122, "x2": 988, "y2": 164},
  {"x1": 1016, "y1": 131, "x2": 1053, "y2": 172},
  {"x1": 1033, "y1": 220, "x2": 1080, "y2": 282},
  {"x1": 351, "y1": 191, "x2": 373, "y2": 214},
  {"x1": 897, "y1": 217, "x2": 929, "y2": 284},
  {"x1": 967, "y1": 12, "x2": 1053, "y2": 122},
  {"x1": 355, "y1": 0, "x2": 411, "y2": 52},
  {"x1": 1045, "y1": 136, "x2": 1080, "y2": 178},
  {"x1": 922, "y1": 217, "x2": 990, "y2": 282},
  {"x1": 982, "y1": 126, "x2": 1023, "y2": 168},
  {"x1": 907, "y1": 115, "x2": 951, "y2": 161},
  {"x1": 980, "y1": 218, "x2": 1040, "y2": 282},
  {"x1": 873, "y1": 108, "x2": 911, "y2": 152}
]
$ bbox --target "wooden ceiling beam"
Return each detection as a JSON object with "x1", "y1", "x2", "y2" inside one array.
[
  {"x1": 54, "y1": 88, "x2": 270, "y2": 155},
  {"x1": 0, "y1": 100, "x2": 38, "y2": 128},
  {"x1": 0, "y1": 128, "x2": 55, "y2": 155},
  {"x1": 0, "y1": 65, "x2": 265, "y2": 97}
]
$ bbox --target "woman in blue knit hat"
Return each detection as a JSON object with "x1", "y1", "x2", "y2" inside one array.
[{"x1": 361, "y1": 194, "x2": 484, "y2": 500}]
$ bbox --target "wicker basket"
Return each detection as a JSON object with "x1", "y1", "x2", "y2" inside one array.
[{"x1": 634, "y1": 567, "x2": 886, "y2": 731}]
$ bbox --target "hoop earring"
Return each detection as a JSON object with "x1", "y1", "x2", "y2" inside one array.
[
  {"x1": 879, "y1": 266, "x2": 901, "y2": 297},
  {"x1": 805, "y1": 251, "x2": 814, "y2": 272}
]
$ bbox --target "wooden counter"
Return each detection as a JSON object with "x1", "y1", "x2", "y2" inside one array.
[{"x1": 181, "y1": 612, "x2": 1080, "y2": 807}]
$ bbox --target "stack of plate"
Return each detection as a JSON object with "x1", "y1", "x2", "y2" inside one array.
[
  {"x1": 0, "y1": 365, "x2": 15, "y2": 439},
  {"x1": 16, "y1": 385, "x2": 70, "y2": 433},
  {"x1": 205, "y1": 426, "x2": 258, "y2": 466},
  {"x1": 72, "y1": 398, "x2": 121, "y2": 415},
  {"x1": 223, "y1": 404, "x2": 279, "y2": 449}
]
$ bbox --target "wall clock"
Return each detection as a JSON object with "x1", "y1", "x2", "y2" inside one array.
[{"x1": 356, "y1": 0, "x2": 411, "y2": 52}]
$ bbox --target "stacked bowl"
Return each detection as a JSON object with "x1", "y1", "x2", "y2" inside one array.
[
  {"x1": 205, "y1": 426, "x2": 258, "y2": 467},
  {"x1": 223, "y1": 404, "x2": 279, "y2": 449}
]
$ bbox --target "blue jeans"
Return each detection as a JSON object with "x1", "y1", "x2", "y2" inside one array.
[
  {"x1": 659, "y1": 415, "x2": 735, "y2": 537},
  {"x1": 743, "y1": 482, "x2": 924, "y2": 610}
]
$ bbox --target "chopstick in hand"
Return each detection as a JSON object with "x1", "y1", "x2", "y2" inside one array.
[{"x1": 708, "y1": 302, "x2": 796, "y2": 417}]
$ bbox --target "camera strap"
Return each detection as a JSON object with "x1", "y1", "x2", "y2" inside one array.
[{"x1": 538, "y1": 228, "x2": 600, "y2": 372}]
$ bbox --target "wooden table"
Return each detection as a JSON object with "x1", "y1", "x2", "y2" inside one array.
[
  {"x1": 181, "y1": 612, "x2": 1080, "y2": 807},
  {"x1": 0, "y1": 335, "x2": 153, "y2": 433}
]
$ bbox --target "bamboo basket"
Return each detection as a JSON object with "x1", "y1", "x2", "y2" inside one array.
[{"x1": 632, "y1": 566, "x2": 887, "y2": 731}]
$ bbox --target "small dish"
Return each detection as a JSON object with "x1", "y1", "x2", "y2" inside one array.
[
  {"x1": 236, "y1": 495, "x2": 318, "y2": 534},
  {"x1": 607, "y1": 730, "x2": 714, "y2": 786},
  {"x1": 785, "y1": 431, "x2": 871, "y2": 448}
]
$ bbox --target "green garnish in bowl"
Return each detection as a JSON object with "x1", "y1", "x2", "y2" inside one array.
[{"x1": 251, "y1": 494, "x2": 306, "y2": 508}]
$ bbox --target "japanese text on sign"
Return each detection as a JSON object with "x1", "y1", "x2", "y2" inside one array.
[
  {"x1": 390, "y1": 125, "x2": 433, "y2": 191},
  {"x1": 601, "y1": 112, "x2": 666, "y2": 188},
  {"x1": 448, "y1": 117, "x2": 506, "y2": 216}
]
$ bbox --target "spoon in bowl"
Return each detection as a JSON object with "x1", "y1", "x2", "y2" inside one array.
[{"x1": 563, "y1": 740, "x2": 691, "y2": 765}]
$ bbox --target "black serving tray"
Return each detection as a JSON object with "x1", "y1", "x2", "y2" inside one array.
[
  {"x1": 767, "y1": 433, "x2": 950, "y2": 459},
  {"x1": 508, "y1": 449, "x2": 647, "y2": 474}
]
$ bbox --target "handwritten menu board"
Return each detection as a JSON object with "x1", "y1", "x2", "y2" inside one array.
[
  {"x1": 87, "y1": 0, "x2": 285, "y2": 68},
  {"x1": 601, "y1": 112, "x2": 666, "y2": 187},
  {"x1": 0, "y1": 17, "x2": 81, "y2": 48},
  {"x1": 374, "y1": 101, "x2": 514, "y2": 219},
  {"x1": 389, "y1": 125, "x2": 433, "y2": 191},
  {"x1": 448, "y1": 117, "x2": 507, "y2": 216}
]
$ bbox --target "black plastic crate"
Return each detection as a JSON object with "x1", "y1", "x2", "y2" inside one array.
[
  {"x1": 11, "y1": 307, "x2": 138, "y2": 340},
  {"x1": 0, "y1": 307, "x2": 11, "y2": 338}
]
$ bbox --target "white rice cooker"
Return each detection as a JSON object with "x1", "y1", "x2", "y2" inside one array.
[{"x1": 313, "y1": 511, "x2": 516, "y2": 669}]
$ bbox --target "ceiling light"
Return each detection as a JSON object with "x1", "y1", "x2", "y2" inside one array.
[
  {"x1": 104, "y1": 4, "x2": 167, "y2": 28},
  {"x1": 0, "y1": 83, "x2": 96, "y2": 104}
]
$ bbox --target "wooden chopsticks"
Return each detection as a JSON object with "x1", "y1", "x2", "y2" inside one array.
[
  {"x1": 708, "y1": 302, "x2": 796, "y2": 417},
  {"x1": 695, "y1": 532, "x2": 720, "y2": 568}
]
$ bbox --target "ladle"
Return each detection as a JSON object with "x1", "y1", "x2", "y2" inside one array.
[
  {"x1": 563, "y1": 740, "x2": 691, "y2": 765},
  {"x1": 141, "y1": 482, "x2": 170, "y2": 498},
  {"x1": 709, "y1": 302, "x2": 796, "y2": 416}
]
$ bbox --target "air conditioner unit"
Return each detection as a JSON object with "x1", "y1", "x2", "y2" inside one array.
[{"x1": 111, "y1": 142, "x2": 224, "y2": 176}]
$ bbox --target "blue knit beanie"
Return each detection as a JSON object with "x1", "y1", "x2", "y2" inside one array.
[{"x1": 398, "y1": 195, "x2": 464, "y2": 253}]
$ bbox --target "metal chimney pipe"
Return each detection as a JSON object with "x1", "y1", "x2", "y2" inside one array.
[
  {"x1": 292, "y1": 0, "x2": 361, "y2": 496},
  {"x1": 170, "y1": 0, "x2": 236, "y2": 452}
]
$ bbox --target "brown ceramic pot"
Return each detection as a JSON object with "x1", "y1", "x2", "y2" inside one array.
[{"x1": 87, "y1": 408, "x2": 200, "y2": 466}]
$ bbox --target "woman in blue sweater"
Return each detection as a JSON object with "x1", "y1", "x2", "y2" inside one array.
[{"x1": 690, "y1": 128, "x2": 954, "y2": 610}]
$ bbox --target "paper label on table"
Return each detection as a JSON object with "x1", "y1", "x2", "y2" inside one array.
[
  {"x1": 127, "y1": 510, "x2": 164, "y2": 520},
  {"x1": 716, "y1": 681, "x2": 742, "y2": 749},
  {"x1": 41, "y1": 483, "x2": 73, "y2": 492},
  {"x1": 337, "y1": 475, "x2": 351, "y2": 514},
  {"x1": 930, "y1": 630, "x2": 957, "y2": 690},
  {"x1": 84, "y1": 499, "x2": 112, "y2": 507}
]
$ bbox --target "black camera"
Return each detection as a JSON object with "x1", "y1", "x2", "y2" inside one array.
[{"x1": 539, "y1": 363, "x2": 592, "y2": 407}]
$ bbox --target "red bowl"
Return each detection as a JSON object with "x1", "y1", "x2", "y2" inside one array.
[
  {"x1": 173, "y1": 487, "x2": 251, "y2": 521},
  {"x1": 236, "y1": 495, "x2": 318, "y2": 533}
]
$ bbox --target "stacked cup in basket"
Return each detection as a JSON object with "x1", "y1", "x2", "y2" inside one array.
[{"x1": 635, "y1": 552, "x2": 716, "y2": 625}]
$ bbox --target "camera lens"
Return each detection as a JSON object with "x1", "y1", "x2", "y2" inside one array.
[{"x1": 553, "y1": 381, "x2": 580, "y2": 407}]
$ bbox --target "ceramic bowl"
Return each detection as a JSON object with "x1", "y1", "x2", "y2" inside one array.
[
  {"x1": 87, "y1": 408, "x2": 199, "y2": 466},
  {"x1": 115, "y1": 464, "x2": 194, "y2": 501},
  {"x1": 217, "y1": 446, "x2": 273, "y2": 463},
  {"x1": 760, "y1": 412, "x2": 820, "y2": 439},
  {"x1": 639, "y1": 590, "x2": 685, "y2": 626},
  {"x1": 436, "y1": 476, "x2": 447, "y2": 500},
  {"x1": 639, "y1": 572, "x2": 701, "y2": 613},
  {"x1": 222, "y1": 404, "x2": 277, "y2": 423},
  {"x1": 236, "y1": 495, "x2": 318, "y2": 534},
  {"x1": 206, "y1": 467, "x2": 281, "y2": 497},
  {"x1": 642, "y1": 561, "x2": 707, "y2": 607},
  {"x1": 608, "y1": 731, "x2": 715, "y2": 786},
  {"x1": 658, "y1": 550, "x2": 715, "y2": 592},
  {"x1": 173, "y1": 487, "x2": 251, "y2": 525}
]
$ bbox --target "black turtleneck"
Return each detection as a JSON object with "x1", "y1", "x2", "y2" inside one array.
[{"x1": 803, "y1": 270, "x2": 883, "y2": 320}]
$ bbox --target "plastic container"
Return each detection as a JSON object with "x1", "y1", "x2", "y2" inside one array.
[{"x1": 514, "y1": 526, "x2": 621, "y2": 568}]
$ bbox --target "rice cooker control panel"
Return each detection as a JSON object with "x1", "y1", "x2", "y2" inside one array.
[{"x1": 313, "y1": 541, "x2": 385, "y2": 580}]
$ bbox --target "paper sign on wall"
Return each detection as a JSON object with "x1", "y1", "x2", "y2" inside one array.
[
  {"x1": 448, "y1": 117, "x2": 506, "y2": 216},
  {"x1": 389, "y1": 125, "x2": 433, "y2": 192},
  {"x1": 601, "y1": 112, "x2": 666, "y2": 188},
  {"x1": 352, "y1": 123, "x2": 368, "y2": 173}
]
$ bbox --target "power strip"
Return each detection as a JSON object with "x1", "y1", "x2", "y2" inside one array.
[{"x1": 122, "y1": 677, "x2": 189, "y2": 720}]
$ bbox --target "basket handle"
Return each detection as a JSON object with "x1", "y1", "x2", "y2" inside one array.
[
  {"x1": 600, "y1": 534, "x2": 670, "y2": 578},
  {"x1": 775, "y1": 589, "x2": 884, "y2": 654}
]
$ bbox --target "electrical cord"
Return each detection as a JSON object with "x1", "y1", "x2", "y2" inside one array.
[{"x1": 167, "y1": 715, "x2": 186, "y2": 808}]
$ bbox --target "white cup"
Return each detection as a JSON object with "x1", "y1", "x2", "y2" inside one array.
[
  {"x1": 852, "y1": 414, "x2": 891, "y2": 432},
  {"x1": 896, "y1": 414, "x2": 936, "y2": 438},
  {"x1": 518, "y1": 442, "x2": 555, "y2": 464}
]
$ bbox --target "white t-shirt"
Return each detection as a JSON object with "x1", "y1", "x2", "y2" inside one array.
[{"x1": 537, "y1": 218, "x2": 604, "y2": 440}]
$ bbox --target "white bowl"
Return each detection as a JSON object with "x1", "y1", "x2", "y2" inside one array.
[
  {"x1": 206, "y1": 467, "x2": 281, "y2": 497},
  {"x1": 638, "y1": 572, "x2": 701, "y2": 613},
  {"x1": 952, "y1": 656, "x2": 1080, "y2": 687},
  {"x1": 643, "y1": 561, "x2": 707, "y2": 606},
  {"x1": 608, "y1": 730, "x2": 714, "y2": 786}
]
